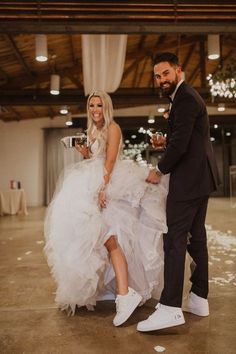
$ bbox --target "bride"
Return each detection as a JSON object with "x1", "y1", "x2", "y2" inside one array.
[{"x1": 44, "y1": 91, "x2": 169, "y2": 326}]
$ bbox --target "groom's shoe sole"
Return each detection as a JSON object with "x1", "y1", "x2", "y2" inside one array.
[{"x1": 137, "y1": 318, "x2": 185, "y2": 332}]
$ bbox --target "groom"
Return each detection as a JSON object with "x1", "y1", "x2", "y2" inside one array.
[{"x1": 137, "y1": 52, "x2": 220, "y2": 331}]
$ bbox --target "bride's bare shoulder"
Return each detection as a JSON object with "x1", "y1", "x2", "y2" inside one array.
[{"x1": 108, "y1": 121, "x2": 121, "y2": 134}]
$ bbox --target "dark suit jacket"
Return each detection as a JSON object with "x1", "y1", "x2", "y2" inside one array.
[{"x1": 158, "y1": 81, "x2": 221, "y2": 201}]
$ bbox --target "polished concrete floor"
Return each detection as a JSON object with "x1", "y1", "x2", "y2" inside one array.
[{"x1": 0, "y1": 198, "x2": 236, "y2": 354}]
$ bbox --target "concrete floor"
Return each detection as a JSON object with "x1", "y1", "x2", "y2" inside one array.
[{"x1": 0, "y1": 198, "x2": 236, "y2": 354}]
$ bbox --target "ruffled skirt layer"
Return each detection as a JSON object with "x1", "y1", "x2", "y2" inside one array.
[{"x1": 44, "y1": 158, "x2": 169, "y2": 314}]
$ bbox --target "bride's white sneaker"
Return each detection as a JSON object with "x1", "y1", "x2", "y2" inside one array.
[
  {"x1": 137, "y1": 303, "x2": 185, "y2": 332},
  {"x1": 113, "y1": 287, "x2": 142, "y2": 326},
  {"x1": 183, "y1": 291, "x2": 209, "y2": 317}
]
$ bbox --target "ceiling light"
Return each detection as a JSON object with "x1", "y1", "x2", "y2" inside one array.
[
  {"x1": 50, "y1": 74, "x2": 60, "y2": 95},
  {"x1": 208, "y1": 34, "x2": 220, "y2": 60},
  {"x1": 207, "y1": 64, "x2": 236, "y2": 99},
  {"x1": 60, "y1": 105, "x2": 68, "y2": 114},
  {"x1": 214, "y1": 124, "x2": 218, "y2": 129},
  {"x1": 217, "y1": 103, "x2": 225, "y2": 112},
  {"x1": 65, "y1": 114, "x2": 73, "y2": 126},
  {"x1": 157, "y1": 107, "x2": 165, "y2": 113},
  {"x1": 148, "y1": 115, "x2": 155, "y2": 124},
  {"x1": 35, "y1": 34, "x2": 48, "y2": 62}
]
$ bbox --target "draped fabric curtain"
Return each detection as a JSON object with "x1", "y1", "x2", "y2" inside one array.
[
  {"x1": 82, "y1": 34, "x2": 127, "y2": 96},
  {"x1": 44, "y1": 128, "x2": 83, "y2": 205}
]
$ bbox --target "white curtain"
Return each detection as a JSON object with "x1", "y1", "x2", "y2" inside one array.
[
  {"x1": 44, "y1": 128, "x2": 83, "y2": 205},
  {"x1": 82, "y1": 34, "x2": 127, "y2": 96}
]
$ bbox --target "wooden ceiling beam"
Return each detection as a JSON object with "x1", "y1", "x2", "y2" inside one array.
[
  {"x1": 8, "y1": 106, "x2": 22, "y2": 121},
  {"x1": 135, "y1": 56, "x2": 149, "y2": 87},
  {"x1": 0, "y1": 65, "x2": 83, "y2": 89},
  {"x1": 48, "y1": 106, "x2": 55, "y2": 119},
  {"x1": 211, "y1": 49, "x2": 235, "y2": 76},
  {"x1": 181, "y1": 43, "x2": 196, "y2": 71},
  {"x1": 0, "y1": 22, "x2": 236, "y2": 35},
  {"x1": 4, "y1": 34, "x2": 35, "y2": 79},
  {"x1": 199, "y1": 38, "x2": 206, "y2": 88},
  {"x1": 0, "y1": 1, "x2": 235, "y2": 34},
  {"x1": 1, "y1": 87, "x2": 232, "y2": 108}
]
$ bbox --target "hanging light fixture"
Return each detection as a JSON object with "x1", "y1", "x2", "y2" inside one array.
[
  {"x1": 206, "y1": 62, "x2": 236, "y2": 98},
  {"x1": 148, "y1": 115, "x2": 155, "y2": 124},
  {"x1": 65, "y1": 113, "x2": 73, "y2": 126},
  {"x1": 50, "y1": 74, "x2": 60, "y2": 95},
  {"x1": 60, "y1": 105, "x2": 69, "y2": 114},
  {"x1": 35, "y1": 34, "x2": 48, "y2": 62},
  {"x1": 157, "y1": 106, "x2": 165, "y2": 113},
  {"x1": 217, "y1": 103, "x2": 225, "y2": 112},
  {"x1": 208, "y1": 34, "x2": 220, "y2": 60}
]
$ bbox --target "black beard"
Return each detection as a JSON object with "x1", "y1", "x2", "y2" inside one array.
[{"x1": 160, "y1": 79, "x2": 178, "y2": 97}]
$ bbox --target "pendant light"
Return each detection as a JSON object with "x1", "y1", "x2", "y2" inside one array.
[{"x1": 35, "y1": 34, "x2": 48, "y2": 62}]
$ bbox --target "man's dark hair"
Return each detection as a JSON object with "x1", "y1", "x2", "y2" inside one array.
[{"x1": 153, "y1": 52, "x2": 179, "y2": 66}]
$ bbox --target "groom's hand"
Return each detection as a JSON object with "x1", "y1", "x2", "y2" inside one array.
[{"x1": 146, "y1": 169, "x2": 162, "y2": 184}]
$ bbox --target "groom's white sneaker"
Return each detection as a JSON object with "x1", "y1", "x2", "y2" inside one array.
[
  {"x1": 113, "y1": 287, "x2": 142, "y2": 326},
  {"x1": 183, "y1": 292, "x2": 209, "y2": 317},
  {"x1": 137, "y1": 303, "x2": 185, "y2": 332}
]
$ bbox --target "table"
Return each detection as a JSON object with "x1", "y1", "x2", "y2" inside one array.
[{"x1": 0, "y1": 189, "x2": 28, "y2": 216}]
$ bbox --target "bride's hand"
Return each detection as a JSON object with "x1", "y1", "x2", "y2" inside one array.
[
  {"x1": 75, "y1": 143, "x2": 89, "y2": 159},
  {"x1": 98, "y1": 190, "x2": 107, "y2": 209}
]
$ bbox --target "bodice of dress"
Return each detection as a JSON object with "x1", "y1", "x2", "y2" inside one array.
[
  {"x1": 90, "y1": 138, "x2": 123, "y2": 160},
  {"x1": 90, "y1": 140, "x2": 105, "y2": 158}
]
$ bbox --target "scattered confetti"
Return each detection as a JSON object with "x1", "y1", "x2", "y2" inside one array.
[
  {"x1": 25, "y1": 251, "x2": 32, "y2": 255},
  {"x1": 17, "y1": 257, "x2": 22, "y2": 261},
  {"x1": 210, "y1": 256, "x2": 221, "y2": 261},
  {"x1": 225, "y1": 260, "x2": 234, "y2": 265},
  {"x1": 36, "y1": 240, "x2": 44, "y2": 245},
  {"x1": 154, "y1": 345, "x2": 166, "y2": 352}
]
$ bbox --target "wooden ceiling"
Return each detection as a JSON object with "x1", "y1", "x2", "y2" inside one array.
[{"x1": 0, "y1": 1, "x2": 236, "y2": 123}]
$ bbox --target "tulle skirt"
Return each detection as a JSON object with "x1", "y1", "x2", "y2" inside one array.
[{"x1": 44, "y1": 157, "x2": 169, "y2": 314}]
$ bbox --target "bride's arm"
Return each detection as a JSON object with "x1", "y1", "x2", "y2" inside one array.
[
  {"x1": 98, "y1": 123, "x2": 121, "y2": 207},
  {"x1": 104, "y1": 123, "x2": 121, "y2": 184}
]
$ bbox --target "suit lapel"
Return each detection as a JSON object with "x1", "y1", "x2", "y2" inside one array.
[{"x1": 167, "y1": 81, "x2": 187, "y2": 132}]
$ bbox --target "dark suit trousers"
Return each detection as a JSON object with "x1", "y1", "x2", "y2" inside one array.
[{"x1": 160, "y1": 195, "x2": 209, "y2": 307}]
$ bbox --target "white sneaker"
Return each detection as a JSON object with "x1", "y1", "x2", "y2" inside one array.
[
  {"x1": 137, "y1": 303, "x2": 185, "y2": 332},
  {"x1": 183, "y1": 292, "x2": 209, "y2": 317},
  {"x1": 113, "y1": 287, "x2": 142, "y2": 326}
]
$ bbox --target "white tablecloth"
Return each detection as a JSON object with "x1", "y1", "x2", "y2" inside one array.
[{"x1": 0, "y1": 189, "x2": 28, "y2": 216}]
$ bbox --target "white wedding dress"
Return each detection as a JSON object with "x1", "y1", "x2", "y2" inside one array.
[{"x1": 44, "y1": 141, "x2": 169, "y2": 314}]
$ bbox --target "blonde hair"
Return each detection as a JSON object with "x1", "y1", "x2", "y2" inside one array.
[{"x1": 87, "y1": 91, "x2": 121, "y2": 156}]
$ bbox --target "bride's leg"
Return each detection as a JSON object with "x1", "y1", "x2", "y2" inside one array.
[
  {"x1": 105, "y1": 235, "x2": 142, "y2": 326},
  {"x1": 104, "y1": 236, "x2": 128, "y2": 295}
]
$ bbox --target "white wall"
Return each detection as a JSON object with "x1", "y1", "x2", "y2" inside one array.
[
  {"x1": 0, "y1": 117, "x2": 69, "y2": 207},
  {"x1": 1, "y1": 104, "x2": 234, "y2": 206}
]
